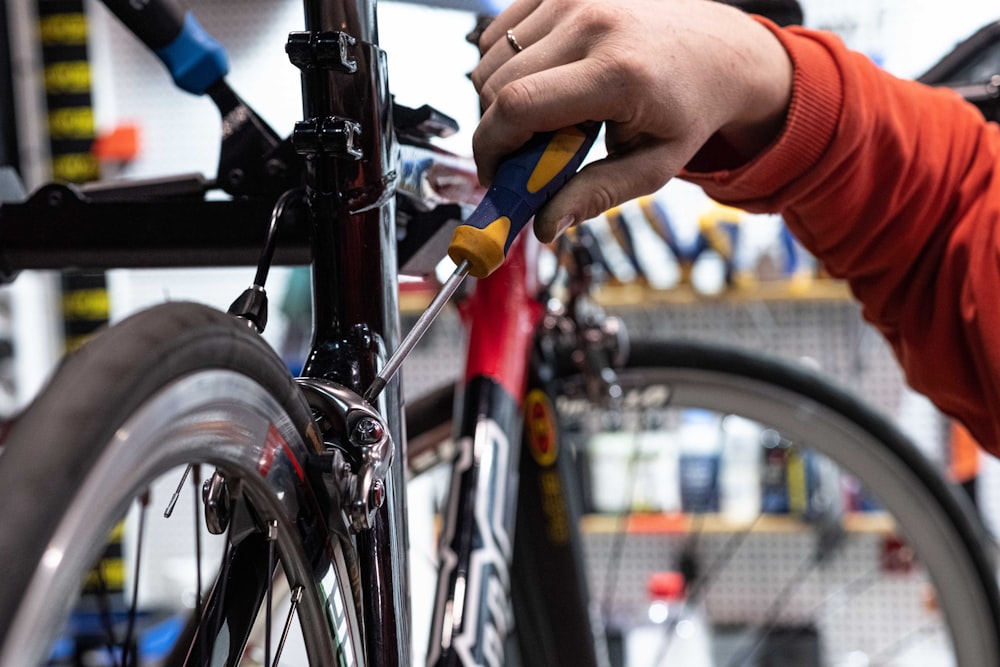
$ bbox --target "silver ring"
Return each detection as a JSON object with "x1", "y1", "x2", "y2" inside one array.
[{"x1": 506, "y1": 29, "x2": 524, "y2": 53}]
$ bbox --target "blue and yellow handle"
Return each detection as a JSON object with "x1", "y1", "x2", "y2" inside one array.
[{"x1": 448, "y1": 124, "x2": 600, "y2": 278}]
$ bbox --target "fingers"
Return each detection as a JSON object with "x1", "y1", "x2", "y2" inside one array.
[
  {"x1": 472, "y1": 2, "x2": 577, "y2": 104},
  {"x1": 477, "y1": 0, "x2": 542, "y2": 53},
  {"x1": 532, "y1": 141, "x2": 691, "y2": 243},
  {"x1": 472, "y1": 57, "x2": 618, "y2": 185}
]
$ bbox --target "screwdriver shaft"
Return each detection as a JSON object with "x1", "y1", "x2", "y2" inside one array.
[{"x1": 364, "y1": 260, "x2": 471, "y2": 403}]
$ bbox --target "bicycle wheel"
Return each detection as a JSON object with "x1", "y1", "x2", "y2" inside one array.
[
  {"x1": 408, "y1": 339, "x2": 1000, "y2": 667},
  {"x1": 0, "y1": 302, "x2": 364, "y2": 667}
]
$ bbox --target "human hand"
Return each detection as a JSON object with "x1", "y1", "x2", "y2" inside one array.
[{"x1": 470, "y1": 0, "x2": 793, "y2": 242}]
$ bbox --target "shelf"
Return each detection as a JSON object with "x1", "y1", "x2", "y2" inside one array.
[
  {"x1": 592, "y1": 279, "x2": 852, "y2": 308},
  {"x1": 580, "y1": 511, "x2": 896, "y2": 535},
  {"x1": 396, "y1": 279, "x2": 853, "y2": 315}
]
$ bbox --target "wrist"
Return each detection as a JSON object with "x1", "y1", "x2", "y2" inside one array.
[
  {"x1": 720, "y1": 17, "x2": 794, "y2": 160},
  {"x1": 688, "y1": 16, "x2": 793, "y2": 172}
]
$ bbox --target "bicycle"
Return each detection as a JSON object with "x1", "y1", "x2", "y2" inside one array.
[{"x1": 0, "y1": 1, "x2": 998, "y2": 666}]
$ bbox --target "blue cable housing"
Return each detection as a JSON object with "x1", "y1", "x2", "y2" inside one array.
[{"x1": 153, "y1": 12, "x2": 229, "y2": 95}]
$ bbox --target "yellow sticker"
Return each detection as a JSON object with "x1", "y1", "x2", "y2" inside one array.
[{"x1": 525, "y1": 389, "x2": 558, "y2": 467}]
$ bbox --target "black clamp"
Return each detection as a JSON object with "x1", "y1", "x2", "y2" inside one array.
[
  {"x1": 286, "y1": 31, "x2": 358, "y2": 73},
  {"x1": 292, "y1": 116, "x2": 363, "y2": 160}
]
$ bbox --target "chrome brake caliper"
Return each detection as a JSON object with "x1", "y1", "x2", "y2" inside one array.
[{"x1": 297, "y1": 378, "x2": 394, "y2": 532}]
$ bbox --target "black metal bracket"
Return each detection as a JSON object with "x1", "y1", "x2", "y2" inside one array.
[
  {"x1": 292, "y1": 116, "x2": 363, "y2": 160},
  {"x1": 286, "y1": 31, "x2": 358, "y2": 73}
]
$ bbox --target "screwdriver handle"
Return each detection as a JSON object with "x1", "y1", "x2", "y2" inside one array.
[{"x1": 448, "y1": 123, "x2": 600, "y2": 278}]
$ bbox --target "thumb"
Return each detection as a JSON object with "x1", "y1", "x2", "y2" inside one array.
[{"x1": 532, "y1": 142, "x2": 683, "y2": 243}]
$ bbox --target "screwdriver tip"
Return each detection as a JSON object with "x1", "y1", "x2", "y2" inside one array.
[{"x1": 364, "y1": 378, "x2": 386, "y2": 404}]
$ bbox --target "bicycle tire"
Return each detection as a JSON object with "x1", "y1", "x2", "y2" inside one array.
[
  {"x1": 0, "y1": 302, "x2": 364, "y2": 667},
  {"x1": 408, "y1": 339, "x2": 1000, "y2": 666}
]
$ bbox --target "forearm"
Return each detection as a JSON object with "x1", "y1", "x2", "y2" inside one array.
[{"x1": 685, "y1": 22, "x2": 1000, "y2": 452}]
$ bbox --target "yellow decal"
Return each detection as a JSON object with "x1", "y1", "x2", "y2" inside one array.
[
  {"x1": 540, "y1": 469, "x2": 570, "y2": 544},
  {"x1": 525, "y1": 389, "x2": 558, "y2": 466},
  {"x1": 526, "y1": 127, "x2": 586, "y2": 194}
]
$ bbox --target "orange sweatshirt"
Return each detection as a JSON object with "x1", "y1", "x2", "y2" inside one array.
[{"x1": 684, "y1": 21, "x2": 1000, "y2": 455}]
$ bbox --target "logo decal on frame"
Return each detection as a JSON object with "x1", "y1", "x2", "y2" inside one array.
[{"x1": 525, "y1": 389, "x2": 558, "y2": 466}]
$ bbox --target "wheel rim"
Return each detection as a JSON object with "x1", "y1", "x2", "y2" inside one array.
[
  {"x1": 556, "y1": 364, "x2": 999, "y2": 667},
  {"x1": 2, "y1": 370, "x2": 360, "y2": 667}
]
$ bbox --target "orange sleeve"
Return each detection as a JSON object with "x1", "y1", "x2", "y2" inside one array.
[
  {"x1": 683, "y1": 21, "x2": 1000, "y2": 455},
  {"x1": 949, "y1": 421, "x2": 980, "y2": 483}
]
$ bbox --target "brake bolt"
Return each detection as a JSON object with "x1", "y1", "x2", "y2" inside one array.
[{"x1": 351, "y1": 416, "x2": 384, "y2": 445}]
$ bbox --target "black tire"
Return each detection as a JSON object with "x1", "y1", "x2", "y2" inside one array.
[
  {"x1": 408, "y1": 339, "x2": 1000, "y2": 666},
  {"x1": 0, "y1": 302, "x2": 363, "y2": 666}
]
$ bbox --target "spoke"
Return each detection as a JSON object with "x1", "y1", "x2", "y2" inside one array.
[
  {"x1": 684, "y1": 512, "x2": 763, "y2": 607},
  {"x1": 599, "y1": 406, "x2": 666, "y2": 625},
  {"x1": 121, "y1": 491, "x2": 150, "y2": 667},
  {"x1": 164, "y1": 464, "x2": 193, "y2": 518},
  {"x1": 265, "y1": 520, "x2": 279, "y2": 667},
  {"x1": 206, "y1": 518, "x2": 235, "y2": 662},
  {"x1": 193, "y1": 465, "x2": 204, "y2": 620},
  {"x1": 598, "y1": 429, "x2": 645, "y2": 625},
  {"x1": 724, "y1": 552, "x2": 819, "y2": 667},
  {"x1": 645, "y1": 513, "x2": 763, "y2": 667},
  {"x1": 183, "y1": 498, "x2": 237, "y2": 666},
  {"x1": 274, "y1": 585, "x2": 304, "y2": 667},
  {"x1": 870, "y1": 621, "x2": 945, "y2": 664},
  {"x1": 94, "y1": 564, "x2": 122, "y2": 667}
]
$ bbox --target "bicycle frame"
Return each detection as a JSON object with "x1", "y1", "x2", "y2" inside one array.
[
  {"x1": 421, "y1": 233, "x2": 601, "y2": 666},
  {"x1": 426, "y1": 237, "x2": 541, "y2": 665},
  {"x1": 290, "y1": 1, "x2": 408, "y2": 665}
]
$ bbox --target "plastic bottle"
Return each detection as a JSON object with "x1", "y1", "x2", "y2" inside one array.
[
  {"x1": 720, "y1": 415, "x2": 763, "y2": 524},
  {"x1": 587, "y1": 425, "x2": 680, "y2": 514},
  {"x1": 625, "y1": 571, "x2": 713, "y2": 667},
  {"x1": 678, "y1": 410, "x2": 722, "y2": 513}
]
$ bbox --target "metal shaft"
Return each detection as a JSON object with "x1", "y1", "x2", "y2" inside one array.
[{"x1": 364, "y1": 259, "x2": 470, "y2": 403}]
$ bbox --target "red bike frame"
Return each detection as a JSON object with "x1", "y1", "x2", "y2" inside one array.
[{"x1": 426, "y1": 236, "x2": 599, "y2": 666}]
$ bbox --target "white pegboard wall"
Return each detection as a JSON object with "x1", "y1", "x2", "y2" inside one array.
[
  {"x1": 798, "y1": 0, "x2": 999, "y2": 78},
  {"x1": 611, "y1": 299, "x2": 915, "y2": 425},
  {"x1": 586, "y1": 527, "x2": 953, "y2": 665},
  {"x1": 85, "y1": 0, "x2": 481, "y2": 182}
]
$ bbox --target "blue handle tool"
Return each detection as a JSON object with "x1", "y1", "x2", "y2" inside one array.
[{"x1": 448, "y1": 123, "x2": 600, "y2": 278}]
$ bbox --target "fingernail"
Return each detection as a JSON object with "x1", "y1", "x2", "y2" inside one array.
[{"x1": 555, "y1": 214, "x2": 576, "y2": 236}]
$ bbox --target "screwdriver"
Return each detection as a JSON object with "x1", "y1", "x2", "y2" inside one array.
[{"x1": 364, "y1": 123, "x2": 600, "y2": 403}]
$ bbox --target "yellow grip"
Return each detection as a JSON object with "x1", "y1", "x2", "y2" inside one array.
[
  {"x1": 526, "y1": 126, "x2": 588, "y2": 194},
  {"x1": 448, "y1": 216, "x2": 512, "y2": 279}
]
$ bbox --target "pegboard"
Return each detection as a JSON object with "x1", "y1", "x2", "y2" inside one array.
[
  {"x1": 84, "y1": 0, "x2": 481, "y2": 181},
  {"x1": 585, "y1": 525, "x2": 954, "y2": 665},
  {"x1": 609, "y1": 298, "x2": 946, "y2": 464}
]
